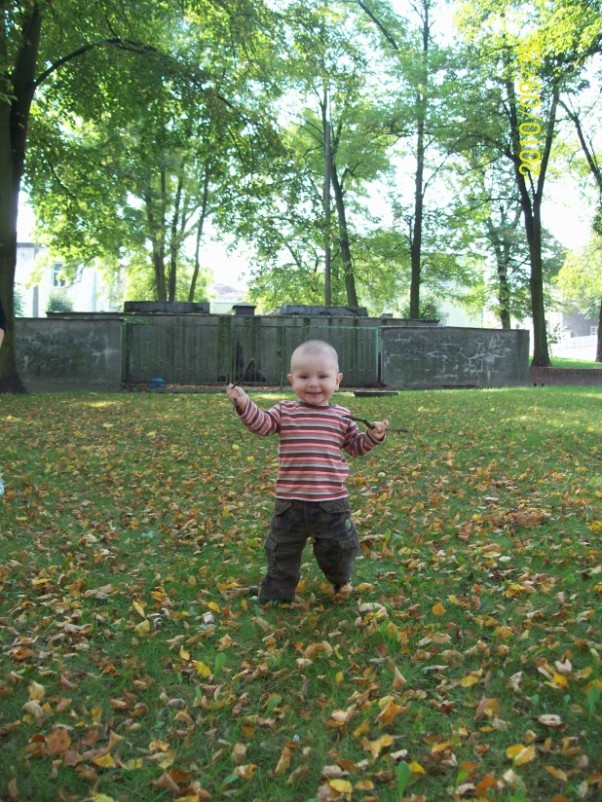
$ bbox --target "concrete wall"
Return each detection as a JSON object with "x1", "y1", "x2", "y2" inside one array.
[
  {"x1": 14, "y1": 314, "x2": 530, "y2": 392},
  {"x1": 381, "y1": 326, "x2": 530, "y2": 389},
  {"x1": 16, "y1": 315, "x2": 123, "y2": 391}
]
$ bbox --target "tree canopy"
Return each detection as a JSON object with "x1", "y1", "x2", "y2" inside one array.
[{"x1": 1, "y1": 0, "x2": 601, "y2": 391}]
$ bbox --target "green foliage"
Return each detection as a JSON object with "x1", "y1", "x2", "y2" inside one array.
[
  {"x1": 556, "y1": 237, "x2": 602, "y2": 318},
  {"x1": 45, "y1": 289, "x2": 73, "y2": 314},
  {"x1": 0, "y1": 387, "x2": 601, "y2": 799}
]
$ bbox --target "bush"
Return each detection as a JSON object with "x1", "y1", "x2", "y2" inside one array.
[{"x1": 46, "y1": 289, "x2": 73, "y2": 314}]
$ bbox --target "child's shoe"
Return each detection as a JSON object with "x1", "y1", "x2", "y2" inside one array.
[{"x1": 333, "y1": 583, "x2": 352, "y2": 601}]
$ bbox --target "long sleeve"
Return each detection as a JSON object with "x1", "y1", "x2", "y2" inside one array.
[{"x1": 237, "y1": 397, "x2": 282, "y2": 436}]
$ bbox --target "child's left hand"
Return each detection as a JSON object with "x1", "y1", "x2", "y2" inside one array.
[{"x1": 369, "y1": 419, "x2": 389, "y2": 440}]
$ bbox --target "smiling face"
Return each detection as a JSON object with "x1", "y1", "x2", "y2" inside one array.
[{"x1": 287, "y1": 343, "x2": 343, "y2": 406}]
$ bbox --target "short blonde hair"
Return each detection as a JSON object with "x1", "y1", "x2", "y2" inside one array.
[{"x1": 290, "y1": 339, "x2": 339, "y2": 370}]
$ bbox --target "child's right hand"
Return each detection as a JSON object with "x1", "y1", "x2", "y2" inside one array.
[{"x1": 226, "y1": 384, "x2": 249, "y2": 411}]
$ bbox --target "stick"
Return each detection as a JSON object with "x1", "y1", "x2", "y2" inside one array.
[
  {"x1": 231, "y1": 359, "x2": 255, "y2": 388},
  {"x1": 348, "y1": 415, "x2": 409, "y2": 434}
]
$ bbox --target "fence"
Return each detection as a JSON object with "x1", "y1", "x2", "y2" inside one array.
[
  {"x1": 14, "y1": 312, "x2": 530, "y2": 391},
  {"x1": 123, "y1": 315, "x2": 381, "y2": 387}
]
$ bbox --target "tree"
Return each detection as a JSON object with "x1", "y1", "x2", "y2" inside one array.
[
  {"x1": 1, "y1": 1, "x2": 176, "y2": 391},
  {"x1": 557, "y1": 79, "x2": 602, "y2": 360},
  {"x1": 238, "y1": 0, "x2": 394, "y2": 311},
  {"x1": 454, "y1": 0, "x2": 602, "y2": 366},
  {"x1": 557, "y1": 239, "x2": 602, "y2": 361},
  {"x1": 354, "y1": 0, "x2": 458, "y2": 319},
  {"x1": 0, "y1": 0, "x2": 282, "y2": 393}
]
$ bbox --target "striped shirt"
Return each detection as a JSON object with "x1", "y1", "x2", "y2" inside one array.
[{"x1": 237, "y1": 398, "x2": 384, "y2": 501}]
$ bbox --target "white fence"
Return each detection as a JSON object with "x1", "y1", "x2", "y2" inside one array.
[{"x1": 552, "y1": 335, "x2": 597, "y2": 361}]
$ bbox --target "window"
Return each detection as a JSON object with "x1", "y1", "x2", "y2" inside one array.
[{"x1": 52, "y1": 262, "x2": 65, "y2": 288}]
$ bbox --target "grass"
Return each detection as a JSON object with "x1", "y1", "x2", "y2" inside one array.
[
  {"x1": 549, "y1": 356, "x2": 601, "y2": 369},
  {"x1": 1, "y1": 387, "x2": 601, "y2": 802}
]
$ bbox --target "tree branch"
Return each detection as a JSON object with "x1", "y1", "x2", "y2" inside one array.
[{"x1": 35, "y1": 38, "x2": 160, "y2": 88}]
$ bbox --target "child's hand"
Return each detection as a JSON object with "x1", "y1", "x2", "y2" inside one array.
[
  {"x1": 370, "y1": 419, "x2": 389, "y2": 440},
  {"x1": 226, "y1": 384, "x2": 249, "y2": 411}
]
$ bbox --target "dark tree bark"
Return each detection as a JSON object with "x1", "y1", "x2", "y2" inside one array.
[{"x1": 331, "y1": 163, "x2": 358, "y2": 307}]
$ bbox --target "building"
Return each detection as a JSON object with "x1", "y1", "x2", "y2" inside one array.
[{"x1": 15, "y1": 242, "x2": 121, "y2": 317}]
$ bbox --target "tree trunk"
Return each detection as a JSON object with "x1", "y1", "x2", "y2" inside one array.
[
  {"x1": 331, "y1": 164, "x2": 358, "y2": 307},
  {"x1": 322, "y1": 92, "x2": 332, "y2": 307},
  {"x1": 188, "y1": 169, "x2": 210, "y2": 302},
  {"x1": 168, "y1": 174, "x2": 184, "y2": 303},
  {"x1": 596, "y1": 298, "x2": 602, "y2": 362},
  {"x1": 409, "y1": 158, "x2": 423, "y2": 319},
  {"x1": 409, "y1": 2, "x2": 429, "y2": 320},
  {"x1": 509, "y1": 71, "x2": 558, "y2": 368},
  {"x1": 0, "y1": 5, "x2": 42, "y2": 393},
  {"x1": 486, "y1": 218, "x2": 512, "y2": 329},
  {"x1": 144, "y1": 188, "x2": 167, "y2": 301},
  {"x1": 527, "y1": 208, "x2": 550, "y2": 366}
]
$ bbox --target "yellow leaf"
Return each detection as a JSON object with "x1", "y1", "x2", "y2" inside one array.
[
  {"x1": 234, "y1": 764, "x2": 257, "y2": 781},
  {"x1": 133, "y1": 600, "x2": 146, "y2": 617},
  {"x1": 179, "y1": 646, "x2": 191, "y2": 661},
  {"x1": 123, "y1": 758, "x2": 144, "y2": 770},
  {"x1": 92, "y1": 795, "x2": 119, "y2": 802},
  {"x1": 408, "y1": 760, "x2": 426, "y2": 774},
  {"x1": 506, "y1": 744, "x2": 536, "y2": 765},
  {"x1": 545, "y1": 765, "x2": 568, "y2": 782},
  {"x1": 28, "y1": 681, "x2": 45, "y2": 701},
  {"x1": 352, "y1": 719, "x2": 370, "y2": 738},
  {"x1": 328, "y1": 705, "x2": 357, "y2": 728},
  {"x1": 459, "y1": 673, "x2": 481, "y2": 687},
  {"x1": 149, "y1": 739, "x2": 171, "y2": 752},
  {"x1": 193, "y1": 660, "x2": 212, "y2": 678},
  {"x1": 432, "y1": 602, "x2": 445, "y2": 616},
  {"x1": 377, "y1": 700, "x2": 407, "y2": 726},
  {"x1": 336, "y1": 671, "x2": 344, "y2": 683},
  {"x1": 329, "y1": 778, "x2": 353, "y2": 795},
  {"x1": 274, "y1": 746, "x2": 292, "y2": 776},
  {"x1": 93, "y1": 753, "x2": 116, "y2": 768},
  {"x1": 207, "y1": 601, "x2": 221, "y2": 612},
  {"x1": 431, "y1": 739, "x2": 453, "y2": 753},
  {"x1": 135, "y1": 619, "x2": 151, "y2": 636},
  {"x1": 362, "y1": 733, "x2": 393, "y2": 758}
]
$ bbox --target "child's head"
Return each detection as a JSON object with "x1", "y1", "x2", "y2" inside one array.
[{"x1": 287, "y1": 340, "x2": 343, "y2": 406}]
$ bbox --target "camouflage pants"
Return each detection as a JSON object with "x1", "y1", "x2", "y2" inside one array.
[{"x1": 258, "y1": 497, "x2": 360, "y2": 603}]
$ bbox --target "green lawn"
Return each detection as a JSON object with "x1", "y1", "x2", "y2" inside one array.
[
  {"x1": 1, "y1": 387, "x2": 601, "y2": 802},
  {"x1": 550, "y1": 357, "x2": 601, "y2": 369}
]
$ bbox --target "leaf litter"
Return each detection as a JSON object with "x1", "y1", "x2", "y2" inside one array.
[{"x1": 0, "y1": 387, "x2": 601, "y2": 801}]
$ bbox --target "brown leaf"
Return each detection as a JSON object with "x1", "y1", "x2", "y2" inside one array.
[{"x1": 43, "y1": 727, "x2": 71, "y2": 756}]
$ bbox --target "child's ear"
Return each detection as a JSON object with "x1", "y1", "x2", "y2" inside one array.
[
  {"x1": 287, "y1": 373, "x2": 294, "y2": 386},
  {"x1": 336, "y1": 372, "x2": 343, "y2": 387}
]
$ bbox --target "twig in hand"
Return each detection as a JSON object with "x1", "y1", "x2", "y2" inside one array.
[
  {"x1": 349, "y1": 414, "x2": 376, "y2": 429},
  {"x1": 231, "y1": 359, "x2": 255, "y2": 388},
  {"x1": 348, "y1": 415, "x2": 409, "y2": 434}
]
